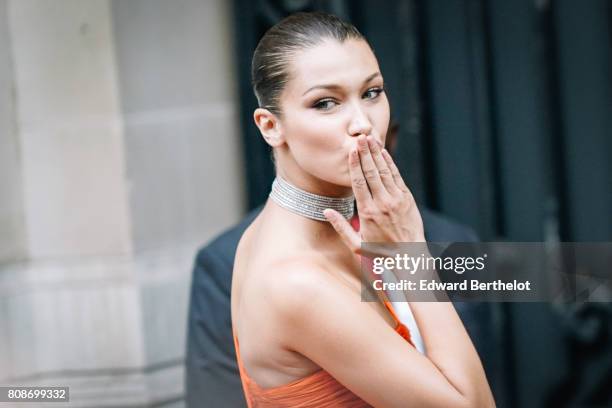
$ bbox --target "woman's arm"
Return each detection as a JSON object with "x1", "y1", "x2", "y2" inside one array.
[
  {"x1": 318, "y1": 134, "x2": 494, "y2": 406},
  {"x1": 408, "y1": 301, "x2": 495, "y2": 407},
  {"x1": 271, "y1": 263, "x2": 494, "y2": 408}
]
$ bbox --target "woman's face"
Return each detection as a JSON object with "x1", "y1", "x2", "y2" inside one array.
[{"x1": 277, "y1": 38, "x2": 390, "y2": 190}]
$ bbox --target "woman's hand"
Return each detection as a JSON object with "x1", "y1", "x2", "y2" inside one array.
[{"x1": 324, "y1": 134, "x2": 425, "y2": 254}]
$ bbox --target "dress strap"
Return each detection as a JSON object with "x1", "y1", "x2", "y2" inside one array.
[
  {"x1": 382, "y1": 300, "x2": 401, "y2": 325},
  {"x1": 383, "y1": 300, "x2": 415, "y2": 346}
]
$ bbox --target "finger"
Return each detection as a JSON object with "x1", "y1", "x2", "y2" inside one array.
[
  {"x1": 367, "y1": 136, "x2": 400, "y2": 195},
  {"x1": 381, "y1": 148, "x2": 411, "y2": 194},
  {"x1": 357, "y1": 135, "x2": 388, "y2": 198},
  {"x1": 348, "y1": 147, "x2": 373, "y2": 210},
  {"x1": 323, "y1": 209, "x2": 361, "y2": 252}
]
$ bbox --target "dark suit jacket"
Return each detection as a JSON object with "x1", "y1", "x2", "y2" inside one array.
[{"x1": 185, "y1": 206, "x2": 494, "y2": 408}]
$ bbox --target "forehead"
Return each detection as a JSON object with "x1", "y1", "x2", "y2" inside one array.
[{"x1": 285, "y1": 39, "x2": 380, "y2": 92}]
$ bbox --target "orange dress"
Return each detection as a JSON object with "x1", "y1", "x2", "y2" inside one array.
[{"x1": 233, "y1": 300, "x2": 414, "y2": 407}]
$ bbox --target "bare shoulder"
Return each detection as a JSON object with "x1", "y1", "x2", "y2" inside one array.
[
  {"x1": 262, "y1": 255, "x2": 363, "y2": 341},
  {"x1": 236, "y1": 255, "x2": 347, "y2": 353},
  {"x1": 264, "y1": 256, "x2": 341, "y2": 313}
]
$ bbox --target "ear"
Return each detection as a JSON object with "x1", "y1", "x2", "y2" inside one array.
[{"x1": 253, "y1": 108, "x2": 285, "y2": 148}]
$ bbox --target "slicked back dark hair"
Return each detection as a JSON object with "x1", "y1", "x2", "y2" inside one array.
[{"x1": 251, "y1": 11, "x2": 366, "y2": 117}]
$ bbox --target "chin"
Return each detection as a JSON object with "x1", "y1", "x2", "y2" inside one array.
[
  {"x1": 335, "y1": 173, "x2": 353, "y2": 190},
  {"x1": 316, "y1": 174, "x2": 352, "y2": 195}
]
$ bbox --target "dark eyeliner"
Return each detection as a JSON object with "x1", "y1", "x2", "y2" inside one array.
[
  {"x1": 312, "y1": 98, "x2": 336, "y2": 110},
  {"x1": 364, "y1": 86, "x2": 384, "y2": 98}
]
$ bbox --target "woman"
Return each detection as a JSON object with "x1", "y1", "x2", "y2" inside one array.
[{"x1": 231, "y1": 11, "x2": 495, "y2": 408}]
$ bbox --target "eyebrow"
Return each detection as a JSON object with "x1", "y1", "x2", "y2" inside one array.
[{"x1": 302, "y1": 72, "x2": 382, "y2": 96}]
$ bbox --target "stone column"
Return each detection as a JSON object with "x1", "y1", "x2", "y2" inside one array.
[{"x1": 0, "y1": 0, "x2": 244, "y2": 406}]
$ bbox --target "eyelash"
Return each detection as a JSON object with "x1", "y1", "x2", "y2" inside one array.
[{"x1": 312, "y1": 87, "x2": 385, "y2": 111}]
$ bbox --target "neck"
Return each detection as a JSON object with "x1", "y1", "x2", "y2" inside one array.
[{"x1": 263, "y1": 177, "x2": 361, "y2": 280}]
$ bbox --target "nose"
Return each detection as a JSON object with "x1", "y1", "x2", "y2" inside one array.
[{"x1": 348, "y1": 103, "x2": 373, "y2": 137}]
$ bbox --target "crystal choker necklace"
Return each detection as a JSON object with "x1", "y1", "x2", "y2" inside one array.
[{"x1": 269, "y1": 176, "x2": 355, "y2": 222}]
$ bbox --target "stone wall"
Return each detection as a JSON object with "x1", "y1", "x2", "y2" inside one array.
[{"x1": 0, "y1": 0, "x2": 244, "y2": 406}]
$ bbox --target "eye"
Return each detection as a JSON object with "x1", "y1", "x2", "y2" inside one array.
[
  {"x1": 312, "y1": 99, "x2": 338, "y2": 111},
  {"x1": 363, "y1": 87, "x2": 384, "y2": 100}
]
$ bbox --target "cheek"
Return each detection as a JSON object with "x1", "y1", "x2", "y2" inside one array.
[
  {"x1": 285, "y1": 118, "x2": 349, "y2": 180},
  {"x1": 288, "y1": 116, "x2": 346, "y2": 155}
]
